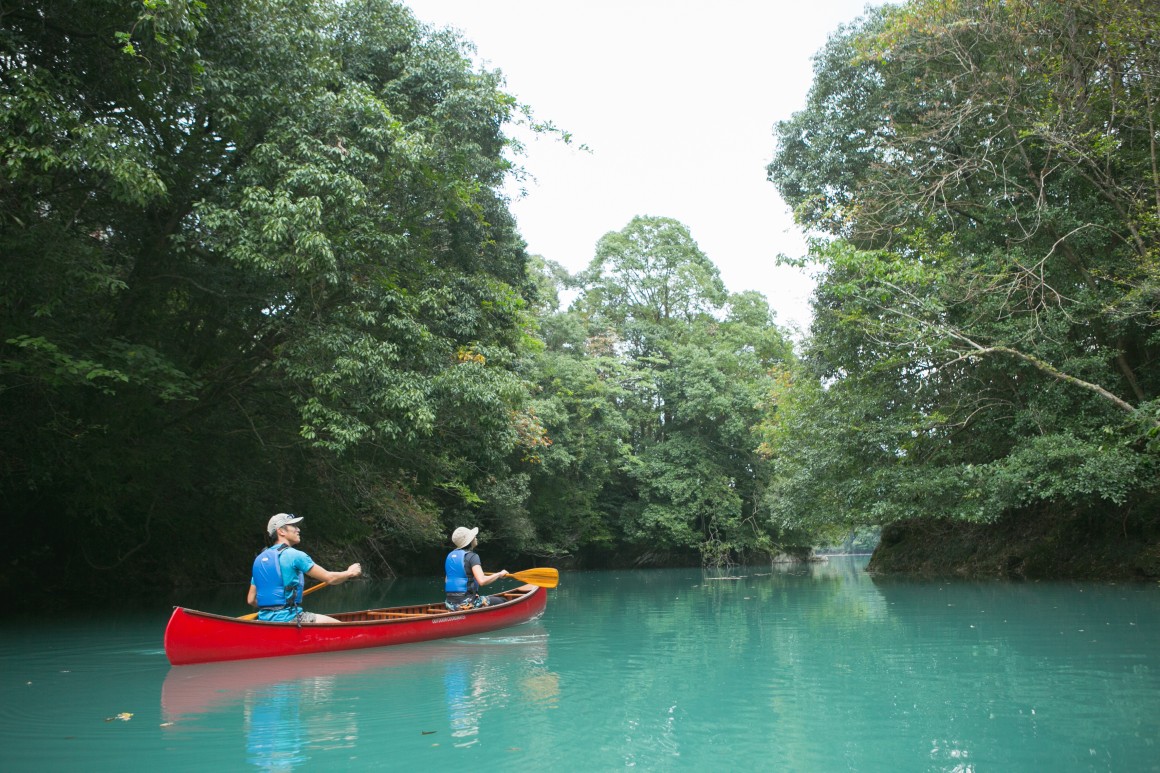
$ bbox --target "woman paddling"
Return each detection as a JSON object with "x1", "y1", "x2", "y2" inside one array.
[{"x1": 444, "y1": 526, "x2": 514, "y2": 611}]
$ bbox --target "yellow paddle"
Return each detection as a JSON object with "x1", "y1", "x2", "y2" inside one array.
[
  {"x1": 239, "y1": 582, "x2": 327, "y2": 620},
  {"x1": 506, "y1": 567, "x2": 559, "y2": 589}
]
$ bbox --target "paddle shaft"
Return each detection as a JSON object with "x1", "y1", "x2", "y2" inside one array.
[{"x1": 239, "y1": 581, "x2": 327, "y2": 620}]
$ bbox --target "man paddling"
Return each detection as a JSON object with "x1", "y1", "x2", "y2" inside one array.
[{"x1": 247, "y1": 513, "x2": 362, "y2": 623}]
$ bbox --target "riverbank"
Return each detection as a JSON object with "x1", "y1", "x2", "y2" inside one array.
[{"x1": 867, "y1": 505, "x2": 1160, "y2": 580}]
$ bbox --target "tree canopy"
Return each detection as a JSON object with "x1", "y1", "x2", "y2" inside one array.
[
  {"x1": 523, "y1": 217, "x2": 796, "y2": 566},
  {"x1": 11, "y1": 0, "x2": 1152, "y2": 596},
  {"x1": 1, "y1": 0, "x2": 537, "y2": 584},
  {"x1": 765, "y1": 0, "x2": 1160, "y2": 534},
  {"x1": 1, "y1": 2, "x2": 800, "y2": 595}
]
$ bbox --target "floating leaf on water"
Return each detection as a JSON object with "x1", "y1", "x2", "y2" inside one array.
[
  {"x1": 421, "y1": 730, "x2": 437, "y2": 735},
  {"x1": 105, "y1": 712, "x2": 133, "y2": 722}
]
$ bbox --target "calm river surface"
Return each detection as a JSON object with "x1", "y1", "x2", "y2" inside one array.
[{"x1": 1, "y1": 557, "x2": 1157, "y2": 771}]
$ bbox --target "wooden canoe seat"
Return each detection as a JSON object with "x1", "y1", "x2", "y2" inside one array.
[{"x1": 367, "y1": 610, "x2": 431, "y2": 619}]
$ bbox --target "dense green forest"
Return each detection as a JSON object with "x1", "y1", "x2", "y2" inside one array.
[
  {"x1": 3, "y1": 0, "x2": 1159, "y2": 605},
  {"x1": 767, "y1": 0, "x2": 1160, "y2": 576},
  {"x1": 0, "y1": 0, "x2": 796, "y2": 603}
]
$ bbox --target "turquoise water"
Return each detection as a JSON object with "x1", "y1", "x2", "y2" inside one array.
[{"x1": 1, "y1": 558, "x2": 1158, "y2": 771}]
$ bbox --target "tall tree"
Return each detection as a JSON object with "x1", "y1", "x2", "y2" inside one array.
[
  {"x1": 1, "y1": 0, "x2": 538, "y2": 590},
  {"x1": 565, "y1": 217, "x2": 795, "y2": 564},
  {"x1": 517, "y1": 257, "x2": 636, "y2": 559},
  {"x1": 766, "y1": 0, "x2": 1160, "y2": 533}
]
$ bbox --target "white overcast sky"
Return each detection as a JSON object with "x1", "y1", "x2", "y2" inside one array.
[{"x1": 404, "y1": 1, "x2": 878, "y2": 333}]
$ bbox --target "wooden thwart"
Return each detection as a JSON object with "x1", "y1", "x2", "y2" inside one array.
[{"x1": 366, "y1": 610, "x2": 441, "y2": 619}]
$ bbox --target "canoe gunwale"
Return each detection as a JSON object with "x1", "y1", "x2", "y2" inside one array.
[{"x1": 173, "y1": 587, "x2": 533, "y2": 626}]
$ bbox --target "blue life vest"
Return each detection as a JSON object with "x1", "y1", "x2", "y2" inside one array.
[
  {"x1": 445, "y1": 549, "x2": 473, "y2": 593},
  {"x1": 253, "y1": 545, "x2": 303, "y2": 609}
]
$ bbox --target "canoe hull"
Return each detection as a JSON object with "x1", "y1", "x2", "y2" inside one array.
[{"x1": 164, "y1": 586, "x2": 547, "y2": 666}]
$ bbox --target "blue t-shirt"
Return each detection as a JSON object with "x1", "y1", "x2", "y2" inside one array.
[{"x1": 252, "y1": 547, "x2": 315, "y2": 622}]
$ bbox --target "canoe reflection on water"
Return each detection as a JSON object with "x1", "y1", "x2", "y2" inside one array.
[{"x1": 161, "y1": 628, "x2": 555, "y2": 764}]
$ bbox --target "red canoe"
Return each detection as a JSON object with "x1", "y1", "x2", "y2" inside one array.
[{"x1": 163, "y1": 586, "x2": 548, "y2": 665}]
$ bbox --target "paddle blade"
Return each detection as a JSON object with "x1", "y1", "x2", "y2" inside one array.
[{"x1": 508, "y1": 567, "x2": 559, "y2": 589}]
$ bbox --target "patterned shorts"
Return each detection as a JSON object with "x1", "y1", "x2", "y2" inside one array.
[{"x1": 445, "y1": 595, "x2": 492, "y2": 611}]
